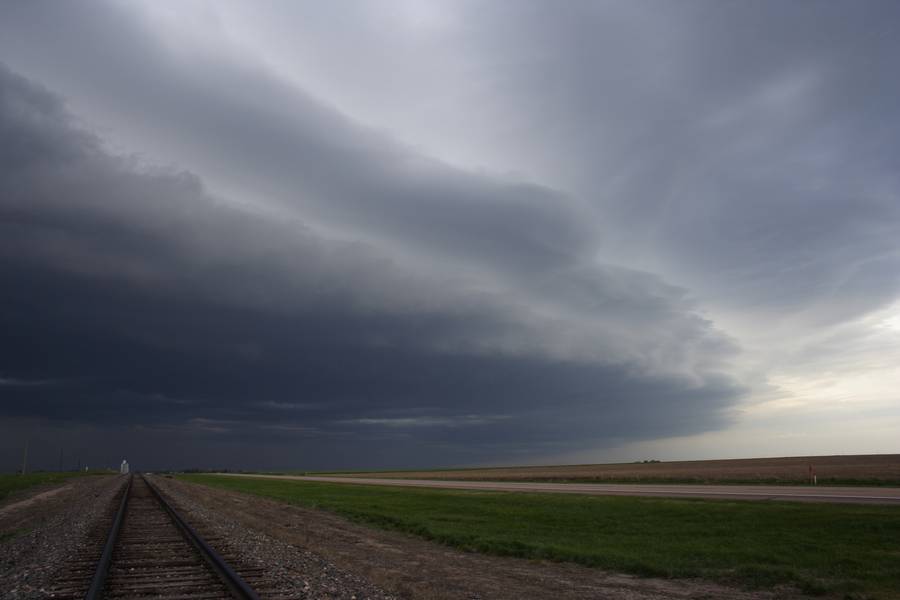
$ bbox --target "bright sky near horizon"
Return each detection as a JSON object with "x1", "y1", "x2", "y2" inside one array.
[{"x1": 1, "y1": 1, "x2": 899, "y2": 470}]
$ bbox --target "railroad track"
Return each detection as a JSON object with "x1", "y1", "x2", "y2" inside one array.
[{"x1": 50, "y1": 474, "x2": 275, "y2": 599}]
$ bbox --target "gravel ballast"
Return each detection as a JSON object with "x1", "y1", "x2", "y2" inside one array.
[
  {"x1": 0, "y1": 475, "x2": 125, "y2": 599},
  {"x1": 151, "y1": 475, "x2": 395, "y2": 599}
]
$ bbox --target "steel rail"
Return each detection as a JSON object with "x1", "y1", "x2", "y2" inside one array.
[
  {"x1": 142, "y1": 474, "x2": 261, "y2": 600},
  {"x1": 84, "y1": 474, "x2": 132, "y2": 600}
]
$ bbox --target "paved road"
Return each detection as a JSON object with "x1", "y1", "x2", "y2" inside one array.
[{"x1": 218, "y1": 474, "x2": 900, "y2": 505}]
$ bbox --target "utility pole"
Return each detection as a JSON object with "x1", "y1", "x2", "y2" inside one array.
[{"x1": 21, "y1": 440, "x2": 28, "y2": 475}]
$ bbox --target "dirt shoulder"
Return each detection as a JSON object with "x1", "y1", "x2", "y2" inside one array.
[
  {"x1": 0, "y1": 475, "x2": 116, "y2": 537},
  {"x1": 0, "y1": 475, "x2": 124, "y2": 598},
  {"x1": 0, "y1": 485, "x2": 73, "y2": 521},
  {"x1": 165, "y1": 477, "x2": 798, "y2": 600}
]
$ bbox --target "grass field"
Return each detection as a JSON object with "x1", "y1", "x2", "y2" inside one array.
[
  {"x1": 315, "y1": 454, "x2": 900, "y2": 486},
  {"x1": 182, "y1": 474, "x2": 900, "y2": 598},
  {"x1": 0, "y1": 471, "x2": 110, "y2": 503}
]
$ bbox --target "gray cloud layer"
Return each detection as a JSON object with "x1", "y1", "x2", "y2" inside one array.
[
  {"x1": 1, "y1": 0, "x2": 898, "y2": 470},
  {"x1": 0, "y1": 59, "x2": 739, "y2": 470},
  {"x1": 453, "y1": 2, "x2": 900, "y2": 322}
]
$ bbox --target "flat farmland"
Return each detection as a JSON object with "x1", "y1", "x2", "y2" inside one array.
[
  {"x1": 322, "y1": 454, "x2": 900, "y2": 485},
  {"x1": 182, "y1": 473, "x2": 900, "y2": 598}
]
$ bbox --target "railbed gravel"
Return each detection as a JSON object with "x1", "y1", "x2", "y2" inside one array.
[
  {"x1": 0, "y1": 475, "x2": 125, "y2": 599},
  {"x1": 152, "y1": 476, "x2": 396, "y2": 600}
]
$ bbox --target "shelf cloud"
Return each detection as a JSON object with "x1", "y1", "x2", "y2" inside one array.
[{"x1": 1, "y1": 1, "x2": 898, "y2": 469}]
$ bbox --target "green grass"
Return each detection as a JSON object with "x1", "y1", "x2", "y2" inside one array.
[
  {"x1": 0, "y1": 471, "x2": 109, "y2": 545},
  {"x1": 0, "y1": 471, "x2": 111, "y2": 503},
  {"x1": 181, "y1": 474, "x2": 900, "y2": 598},
  {"x1": 0, "y1": 528, "x2": 28, "y2": 543}
]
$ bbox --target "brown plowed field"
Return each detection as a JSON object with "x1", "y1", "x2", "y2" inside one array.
[{"x1": 328, "y1": 454, "x2": 900, "y2": 483}]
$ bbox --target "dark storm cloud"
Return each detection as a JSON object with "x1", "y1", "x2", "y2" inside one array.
[
  {"x1": 0, "y1": 61, "x2": 741, "y2": 470},
  {"x1": 0, "y1": 0, "x2": 592, "y2": 281},
  {"x1": 0, "y1": 2, "x2": 743, "y2": 371},
  {"x1": 8, "y1": 0, "x2": 894, "y2": 469}
]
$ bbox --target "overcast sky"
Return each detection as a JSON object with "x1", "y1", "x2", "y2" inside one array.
[{"x1": 2, "y1": 1, "x2": 899, "y2": 471}]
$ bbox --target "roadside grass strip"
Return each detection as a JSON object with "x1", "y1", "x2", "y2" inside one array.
[
  {"x1": 0, "y1": 471, "x2": 108, "y2": 503},
  {"x1": 181, "y1": 474, "x2": 900, "y2": 598}
]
